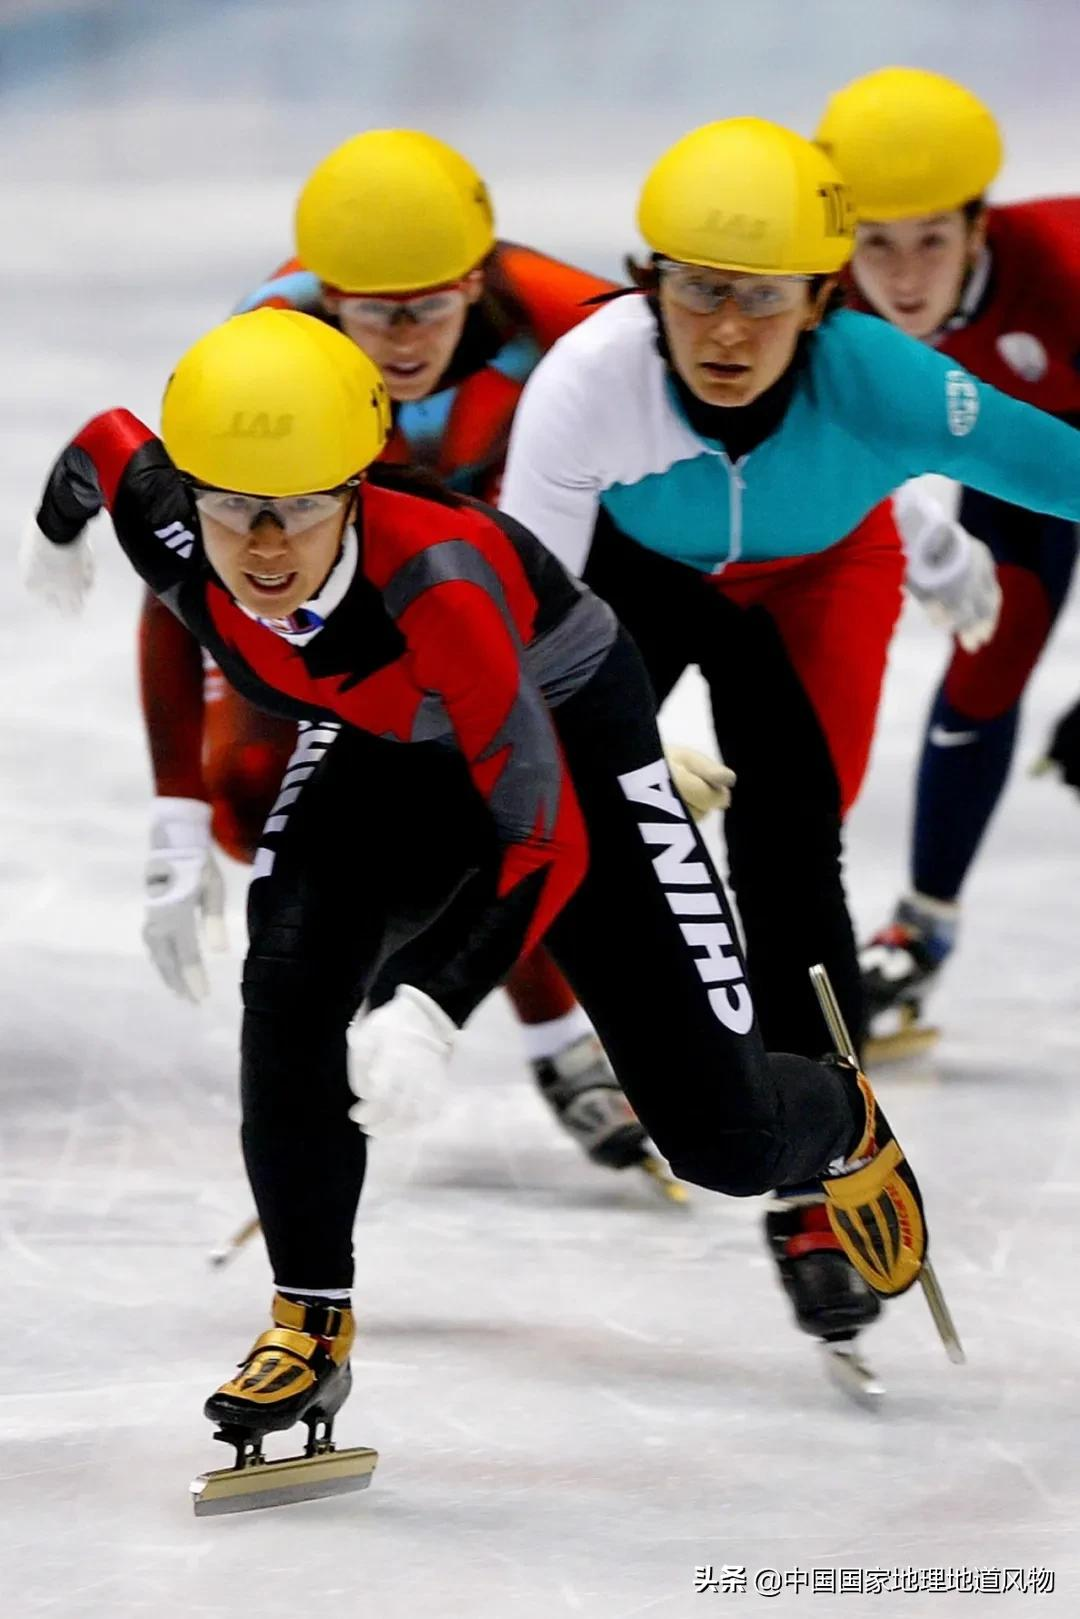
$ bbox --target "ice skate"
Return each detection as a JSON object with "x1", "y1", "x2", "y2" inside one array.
[
  {"x1": 810, "y1": 965, "x2": 964, "y2": 1365},
  {"x1": 765, "y1": 1192, "x2": 885, "y2": 1407},
  {"x1": 532, "y1": 1033, "x2": 688, "y2": 1205},
  {"x1": 191, "y1": 1293, "x2": 377, "y2": 1515},
  {"x1": 859, "y1": 895, "x2": 956, "y2": 1063}
]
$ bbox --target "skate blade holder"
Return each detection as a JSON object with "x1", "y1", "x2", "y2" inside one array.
[
  {"x1": 809, "y1": 964, "x2": 965, "y2": 1367},
  {"x1": 191, "y1": 1444, "x2": 378, "y2": 1516},
  {"x1": 822, "y1": 1342, "x2": 886, "y2": 1409},
  {"x1": 864, "y1": 1004, "x2": 940, "y2": 1067},
  {"x1": 638, "y1": 1156, "x2": 692, "y2": 1207}
]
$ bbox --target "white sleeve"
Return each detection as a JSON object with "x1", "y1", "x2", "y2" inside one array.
[{"x1": 499, "y1": 342, "x2": 604, "y2": 578}]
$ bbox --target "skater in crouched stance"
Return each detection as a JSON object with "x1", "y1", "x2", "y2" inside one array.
[
  {"x1": 25, "y1": 309, "x2": 925, "y2": 1505},
  {"x1": 493, "y1": 116, "x2": 1080, "y2": 1390},
  {"x1": 140, "y1": 131, "x2": 676, "y2": 1195}
]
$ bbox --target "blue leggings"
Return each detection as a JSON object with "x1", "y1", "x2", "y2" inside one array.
[{"x1": 912, "y1": 486, "x2": 1077, "y2": 903}]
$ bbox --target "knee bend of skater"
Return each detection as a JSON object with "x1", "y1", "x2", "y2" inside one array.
[
  {"x1": 242, "y1": 953, "x2": 360, "y2": 1022},
  {"x1": 666, "y1": 1131, "x2": 782, "y2": 1198}
]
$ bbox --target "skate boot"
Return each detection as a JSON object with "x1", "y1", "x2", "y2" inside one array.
[
  {"x1": 533, "y1": 1033, "x2": 688, "y2": 1204},
  {"x1": 765, "y1": 1190, "x2": 884, "y2": 1407},
  {"x1": 860, "y1": 894, "x2": 957, "y2": 1063},
  {"x1": 191, "y1": 1293, "x2": 377, "y2": 1515},
  {"x1": 820, "y1": 1056, "x2": 927, "y2": 1300}
]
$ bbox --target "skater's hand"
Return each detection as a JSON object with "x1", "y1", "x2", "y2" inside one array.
[
  {"x1": 20, "y1": 516, "x2": 95, "y2": 615},
  {"x1": 895, "y1": 484, "x2": 1001, "y2": 653},
  {"x1": 347, "y1": 985, "x2": 458, "y2": 1136},
  {"x1": 1036, "y1": 695, "x2": 1080, "y2": 793},
  {"x1": 142, "y1": 797, "x2": 227, "y2": 1003},
  {"x1": 665, "y1": 744, "x2": 735, "y2": 819}
]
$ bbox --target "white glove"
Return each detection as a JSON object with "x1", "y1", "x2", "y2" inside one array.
[
  {"x1": 347, "y1": 985, "x2": 458, "y2": 1136},
  {"x1": 895, "y1": 484, "x2": 1002, "y2": 652},
  {"x1": 665, "y1": 743, "x2": 736, "y2": 820},
  {"x1": 19, "y1": 516, "x2": 95, "y2": 616},
  {"x1": 142, "y1": 797, "x2": 227, "y2": 1003}
]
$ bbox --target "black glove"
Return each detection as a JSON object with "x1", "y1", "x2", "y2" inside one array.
[{"x1": 1046, "y1": 695, "x2": 1080, "y2": 793}]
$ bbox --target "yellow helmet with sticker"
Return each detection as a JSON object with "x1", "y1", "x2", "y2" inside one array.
[
  {"x1": 295, "y1": 129, "x2": 496, "y2": 292},
  {"x1": 816, "y1": 68, "x2": 1003, "y2": 220},
  {"x1": 161, "y1": 309, "x2": 391, "y2": 495},
  {"x1": 637, "y1": 117, "x2": 855, "y2": 275}
]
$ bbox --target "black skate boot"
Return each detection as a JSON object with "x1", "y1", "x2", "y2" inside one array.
[
  {"x1": 533, "y1": 1033, "x2": 687, "y2": 1204},
  {"x1": 191, "y1": 1294, "x2": 377, "y2": 1515},
  {"x1": 860, "y1": 895, "x2": 957, "y2": 1062},
  {"x1": 765, "y1": 1190, "x2": 884, "y2": 1406}
]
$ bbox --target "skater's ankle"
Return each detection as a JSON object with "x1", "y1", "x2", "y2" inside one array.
[
  {"x1": 277, "y1": 1287, "x2": 352, "y2": 1307},
  {"x1": 275, "y1": 1288, "x2": 353, "y2": 1334},
  {"x1": 901, "y1": 891, "x2": 960, "y2": 929},
  {"x1": 522, "y1": 1006, "x2": 594, "y2": 1064}
]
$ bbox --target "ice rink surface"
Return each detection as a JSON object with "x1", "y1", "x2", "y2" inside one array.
[{"x1": 2, "y1": 3, "x2": 1080, "y2": 1614}]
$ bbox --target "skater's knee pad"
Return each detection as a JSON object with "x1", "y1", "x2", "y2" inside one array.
[
  {"x1": 667, "y1": 1128, "x2": 782, "y2": 1198},
  {"x1": 242, "y1": 941, "x2": 361, "y2": 1025}
]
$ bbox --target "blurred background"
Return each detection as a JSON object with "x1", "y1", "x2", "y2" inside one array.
[{"x1": 3, "y1": 6, "x2": 1080, "y2": 1616}]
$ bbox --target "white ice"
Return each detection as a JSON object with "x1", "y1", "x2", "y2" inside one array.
[{"x1": 2, "y1": 4, "x2": 1080, "y2": 1615}]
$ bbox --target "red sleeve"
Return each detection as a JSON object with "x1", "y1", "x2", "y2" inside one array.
[
  {"x1": 137, "y1": 590, "x2": 208, "y2": 800},
  {"x1": 492, "y1": 243, "x2": 616, "y2": 351}
]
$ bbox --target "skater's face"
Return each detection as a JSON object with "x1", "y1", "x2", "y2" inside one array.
[
  {"x1": 324, "y1": 271, "x2": 485, "y2": 402},
  {"x1": 658, "y1": 268, "x2": 834, "y2": 408},
  {"x1": 852, "y1": 211, "x2": 987, "y2": 340},
  {"x1": 198, "y1": 491, "x2": 355, "y2": 616}
]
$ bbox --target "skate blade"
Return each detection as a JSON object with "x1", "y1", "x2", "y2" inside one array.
[
  {"x1": 207, "y1": 1214, "x2": 261, "y2": 1269},
  {"x1": 864, "y1": 1025, "x2": 940, "y2": 1066},
  {"x1": 920, "y1": 1259, "x2": 966, "y2": 1365},
  {"x1": 822, "y1": 1343, "x2": 885, "y2": 1409},
  {"x1": 191, "y1": 1445, "x2": 378, "y2": 1516},
  {"x1": 637, "y1": 1157, "x2": 691, "y2": 1206}
]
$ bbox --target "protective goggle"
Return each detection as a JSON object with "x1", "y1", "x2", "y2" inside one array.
[
  {"x1": 656, "y1": 259, "x2": 813, "y2": 319},
  {"x1": 191, "y1": 480, "x2": 357, "y2": 536},
  {"x1": 330, "y1": 285, "x2": 469, "y2": 332}
]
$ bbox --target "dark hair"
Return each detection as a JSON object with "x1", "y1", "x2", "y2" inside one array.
[
  {"x1": 364, "y1": 461, "x2": 466, "y2": 509},
  {"x1": 626, "y1": 253, "x2": 847, "y2": 316}
]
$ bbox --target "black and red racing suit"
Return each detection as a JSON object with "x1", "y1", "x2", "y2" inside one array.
[{"x1": 35, "y1": 407, "x2": 867, "y2": 1286}]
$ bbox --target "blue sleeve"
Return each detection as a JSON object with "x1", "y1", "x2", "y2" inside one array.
[
  {"x1": 231, "y1": 267, "x2": 324, "y2": 316},
  {"x1": 828, "y1": 312, "x2": 1080, "y2": 523}
]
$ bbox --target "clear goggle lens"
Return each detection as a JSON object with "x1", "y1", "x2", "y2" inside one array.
[
  {"x1": 333, "y1": 286, "x2": 468, "y2": 332},
  {"x1": 657, "y1": 260, "x2": 812, "y2": 319},
  {"x1": 192, "y1": 485, "x2": 354, "y2": 535}
]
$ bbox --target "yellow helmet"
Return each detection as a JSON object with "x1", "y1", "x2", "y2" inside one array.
[
  {"x1": 295, "y1": 129, "x2": 496, "y2": 293},
  {"x1": 161, "y1": 309, "x2": 391, "y2": 496},
  {"x1": 637, "y1": 117, "x2": 855, "y2": 275},
  {"x1": 816, "y1": 68, "x2": 1003, "y2": 220}
]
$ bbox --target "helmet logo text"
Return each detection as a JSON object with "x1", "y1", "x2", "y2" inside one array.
[
  {"x1": 818, "y1": 182, "x2": 855, "y2": 239},
  {"x1": 700, "y1": 211, "x2": 767, "y2": 241},
  {"x1": 219, "y1": 411, "x2": 294, "y2": 439}
]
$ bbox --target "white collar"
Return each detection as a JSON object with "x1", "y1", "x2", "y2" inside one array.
[{"x1": 238, "y1": 524, "x2": 358, "y2": 645}]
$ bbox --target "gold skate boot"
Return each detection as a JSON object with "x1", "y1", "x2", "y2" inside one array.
[{"x1": 191, "y1": 1293, "x2": 377, "y2": 1516}]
